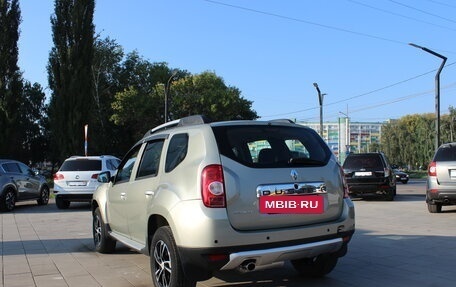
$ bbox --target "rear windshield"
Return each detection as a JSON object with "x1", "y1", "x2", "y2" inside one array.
[
  {"x1": 60, "y1": 159, "x2": 102, "y2": 171},
  {"x1": 343, "y1": 155, "x2": 383, "y2": 170},
  {"x1": 212, "y1": 125, "x2": 330, "y2": 168},
  {"x1": 434, "y1": 145, "x2": 456, "y2": 161}
]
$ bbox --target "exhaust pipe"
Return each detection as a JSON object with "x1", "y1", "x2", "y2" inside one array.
[{"x1": 238, "y1": 259, "x2": 256, "y2": 272}]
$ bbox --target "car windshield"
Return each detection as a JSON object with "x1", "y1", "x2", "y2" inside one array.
[{"x1": 60, "y1": 159, "x2": 102, "y2": 171}]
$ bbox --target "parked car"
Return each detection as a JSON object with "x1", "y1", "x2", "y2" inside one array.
[
  {"x1": 342, "y1": 152, "x2": 396, "y2": 200},
  {"x1": 426, "y1": 142, "x2": 456, "y2": 213},
  {"x1": 53, "y1": 155, "x2": 120, "y2": 209},
  {"x1": 0, "y1": 159, "x2": 50, "y2": 212},
  {"x1": 92, "y1": 115, "x2": 355, "y2": 287},
  {"x1": 394, "y1": 169, "x2": 409, "y2": 184}
]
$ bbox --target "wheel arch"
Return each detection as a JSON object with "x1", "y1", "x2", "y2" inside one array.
[
  {"x1": 147, "y1": 214, "x2": 169, "y2": 253},
  {"x1": 2, "y1": 183, "x2": 18, "y2": 196}
]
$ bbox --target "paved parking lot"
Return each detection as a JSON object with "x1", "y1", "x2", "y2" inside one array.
[{"x1": 1, "y1": 180, "x2": 456, "y2": 287}]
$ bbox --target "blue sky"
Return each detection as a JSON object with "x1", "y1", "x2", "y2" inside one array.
[{"x1": 18, "y1": 0, "x2": 456, "y2": 122}]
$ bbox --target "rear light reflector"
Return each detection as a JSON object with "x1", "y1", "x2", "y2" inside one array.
[
  {"x1": 201, "y1": 165, "x2": 226, "y2": 208},
  {"x1": 91, "y1": 173, "x2": 99, "y2": 179},
  {"x1": 54, "y1": 173, "x2": 64, "y2": 180},
  {"x1": 428, "y1": 161, "x2": 437, "y2": 177}
]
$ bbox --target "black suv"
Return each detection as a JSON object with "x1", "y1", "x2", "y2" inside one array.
[{"x1": 342, "y1": 152, "x2": 396, "y2": 200}]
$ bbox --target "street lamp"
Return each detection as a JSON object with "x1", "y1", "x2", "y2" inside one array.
[
  {"x1": 313, "y1": 83, "x2": 326, "y2": 136},
  {"x1": 164, "y1": 70, "x2": 178, "y2": 123},
  {"x1": 409, "y1": 43, "x2": 447, "y2": 150}
]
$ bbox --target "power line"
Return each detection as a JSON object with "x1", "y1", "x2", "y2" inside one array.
[
  {"x1": 204, "y1": 0, "x2": 456, "y2": 55},
  {"x1": 388, "y1": 0, "x2": 456, "y2": 24},
  {"x1": 261, "y1": 61, "x2": 456, "y2": 118},
  {"x1": 204, "y1": 0, "x2": 406, "y2": 45},
  {"x1": 426, "y1": 0, "x2": 456, "y2": 9},
  {"x1": 347, "y1": 0, "x2": 456, "y2": 32}
]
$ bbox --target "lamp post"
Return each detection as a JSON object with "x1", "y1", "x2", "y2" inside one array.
[
  {"x1": 164, "y1": 70, "x2": 178, "y2": 123},
  {"x1": 313, "y1": 83, "x2": 326, "y2": 137},
  {"x1": 409, "y1": 43, "x2": 447, "y2": 150}
]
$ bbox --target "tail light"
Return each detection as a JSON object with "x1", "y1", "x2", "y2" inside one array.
[
  {"x1": 201, "y1": 165, "x2": 226, "y2": 208},
  {"x1": 54, "y1": 173, "x2": 64, "y2": 180},
  {"x1": 384, "y1": 168, "x2": 390, "y2": 177},
  {"x1": 91, "y1": 173, "x2": 99, "y2": 179},
  {"x1": 339, "y1": 166, "x2": 350, "y2": 199},
  {"x1": 428, "y1": 161, "x2": 437, "y2": 177}
]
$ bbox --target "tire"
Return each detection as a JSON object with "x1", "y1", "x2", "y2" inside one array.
[
  {"x1": 37, "y1": 186, "x2": 50, "y2": 205},
  {"x1": 93, "y1": 207, "x2": 116, "y2": 253},
  {"x1": 55, "y1": 197, "x2": 70, "y2": 209},
  {"x1": 0, "y1": 188, "x2": 16, "y2": 212},
  {"x1": 291, "y1": 254, "x2": 338, "y2": 278},
  {"x1": 384, "y1": 188, "x2": 395, "y2": 201},
  {"x1": 150, "y1": 226, "x2": 196, "y2": 287},
  {"x1": 427, "y1": 203, "x2": 442, "y2": 213}
]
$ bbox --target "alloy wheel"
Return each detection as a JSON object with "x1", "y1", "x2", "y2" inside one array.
[{"x1": 153, "y1": 240, "x2": 172, "y2": 287}]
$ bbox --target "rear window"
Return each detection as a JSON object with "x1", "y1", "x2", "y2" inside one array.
[
  {"x1": 60, "y1": 159, "x2": 102, "y2": 171},
  {"x1": 343, "y1": 155, "x2": 383, "y2": 170},
  {"x1": 434, "y1": 145, "x2": 456, "y2": 161},
  {"x1": 212, "y1": 125, "x2": 330, "y2": 167}
]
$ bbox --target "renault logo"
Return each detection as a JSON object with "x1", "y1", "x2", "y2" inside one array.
[{"x1": 290, "y1": 169, "x2": 298, "y2": 181}]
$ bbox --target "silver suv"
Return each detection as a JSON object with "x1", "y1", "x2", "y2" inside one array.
[
  {"x1": 91, "y1": 116, "x2": 355, "y2": 287},
  {"x1": 53, "y1": 155, "x2": 120, "y2": 209},
  {"x1": 426, "y1": 142, "x2": 456, "y2": 213}
]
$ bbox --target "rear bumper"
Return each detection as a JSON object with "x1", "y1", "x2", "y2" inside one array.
[
  {"x1": 54, "y1": 193, "x2": 93, "y2": 202},
  {"x1": 178, "y1": 231, "x2": 354, "y2": 282},
  {"x1": 347, "y1": 180, "x2": 394, "y2": 196},
  {"x1": 426, "y1": 178, "x2": 456, "y2": 205},
  {"x1": 426, "y1": 190, "x2": 456, "y2": 204}
]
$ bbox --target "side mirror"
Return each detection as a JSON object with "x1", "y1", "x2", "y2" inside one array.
[{"x1": 97, "y1": 171, "x2": 111, "y2": 183}]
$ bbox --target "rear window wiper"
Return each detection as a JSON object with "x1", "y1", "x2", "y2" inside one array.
[{"x1": 289, "y1": 157, "x2": 325, "y2": 166}]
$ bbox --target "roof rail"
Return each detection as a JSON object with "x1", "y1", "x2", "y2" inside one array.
[
  {"x1": 268, "y1": 119, "x2": 295, "y2": 124},
  {"x1": 143, "y1": 115, "x2": 211, "y2": 138}
]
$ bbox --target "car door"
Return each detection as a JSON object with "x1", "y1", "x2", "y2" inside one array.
[
  {"x1": 124, "y1": 138, "x2": 165, "y2": 244},
  {"x1": 106, "y1": 144, "x2": 143, "y2": 237},
  {"x1": 17, "y1": 162, "x2": 41, "y2": 199},
  {"x1": 2, "y1": 162, "x2": 29, "y2": 200}
]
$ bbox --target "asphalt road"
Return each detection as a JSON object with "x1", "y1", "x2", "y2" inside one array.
[{"x1": 2, "y1": 180, "x2": 456, "y2": 287}]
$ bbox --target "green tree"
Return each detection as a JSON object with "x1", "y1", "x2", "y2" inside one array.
[
  {"x1": 47, "y1": 0, "x2": 95, "y2": 161},
  {"x1": 20, "y1": 82, "x2": 48, "y2": 164},
  {"x1": 110, "y1": 52, "x2": 190, "y2": 150},
  {"x1": 382, "y1": 114, "x2": 434, "y2": 169},
  {"x1": 90, "y1": 36, "x2": 124, "y2": 155},
  {"x1": 0, "y1": 0, "x2": 23, "y2": 158},
  {"x1": 170, "y1": 71, "x2": 258, "y2": 121}
]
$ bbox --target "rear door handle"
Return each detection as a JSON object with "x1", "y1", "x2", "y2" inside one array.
[
  {"x1": 145, "y1": 190, "x2": 154, "y2": 197},
  {"x1": 120, "y1": 192, "x2": 126, "y2": 200}
]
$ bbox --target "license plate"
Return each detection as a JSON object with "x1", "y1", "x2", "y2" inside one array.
[
  {"x1": 259, "y1": 195, "x2": 324, "y2": 214},
  {"x1": 355, "y1": 171, "x2": 372, "y2": 176},
  {"x1": 68, "y1": 181, "x2": 87, "y2": 186}
]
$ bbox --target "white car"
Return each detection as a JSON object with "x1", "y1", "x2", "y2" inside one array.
[{"x1": 53, "y1": 155, "x2": 120, "y2": 209}]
